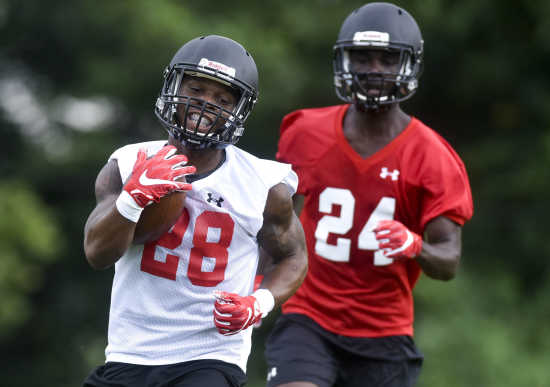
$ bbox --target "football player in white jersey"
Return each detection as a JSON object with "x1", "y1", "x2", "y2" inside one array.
[{"x1": 82, "y1": 35, "x2": 308, "y2": 387}]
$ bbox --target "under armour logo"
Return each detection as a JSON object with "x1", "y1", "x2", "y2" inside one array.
[
  {"x1": 380, "y1": 167, "x2": 400, "y2": 181},
  {"x1": 207, "y1": 192, "x2": 224, "y2": 207},
  {"x1": 267, "y1": 367, "x2": 277, "y2": 381}
]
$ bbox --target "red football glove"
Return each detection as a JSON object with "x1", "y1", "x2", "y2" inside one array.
[
  {"x1": 373, "y1": 220, "x2": 423, "y2": 260},
  {"x1": 116, "y1": 145, "x2": 195, "y2": 222},
  {"x1": 213, "y1": 289, "x2": 274, "y2": 336}
]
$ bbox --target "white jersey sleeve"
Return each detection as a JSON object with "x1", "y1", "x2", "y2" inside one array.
[
  {"x1": 103, "y1": 142, "x2": 296, "y2": 372},
  {"x1": 108, "y1": 140, "x2": 167, "y2": 182}
]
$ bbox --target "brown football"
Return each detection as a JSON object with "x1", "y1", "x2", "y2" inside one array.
[{"x1": 133, "y1": 190, "x2": 187, "y2": 244}]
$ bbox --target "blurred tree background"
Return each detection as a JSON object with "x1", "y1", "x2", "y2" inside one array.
[{"x1": 1, "y1": 0, "x2": 549, "y2": 386}]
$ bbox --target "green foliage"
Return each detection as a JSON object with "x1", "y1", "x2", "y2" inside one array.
[
  {"x1": 414, "y1": 270, "x2": 550, "y2": 386},
  {"x1": 1, "y1": 0, "x2": 549, "y2": 385},
  {"x1": 0, "y1": 181, "x2": 62, "y2": 335}
]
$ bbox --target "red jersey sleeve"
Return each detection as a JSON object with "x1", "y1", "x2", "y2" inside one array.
[
  {"x1": 412, "y1": 131, "x2": 474, "y2": 229},
  {"x1": 276, "y1": 107, "x2": 342, "y2": 196}
]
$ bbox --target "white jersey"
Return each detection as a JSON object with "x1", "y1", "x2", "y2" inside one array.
[{"x1": 104, "y1": 141, "x2": 297, "y2": 372}]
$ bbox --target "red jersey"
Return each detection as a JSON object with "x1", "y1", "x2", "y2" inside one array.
[{"x1": 277, "y1": 105, "x2": 473, "y2": 338}]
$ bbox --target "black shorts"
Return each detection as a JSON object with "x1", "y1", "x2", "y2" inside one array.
[
  {"x1": 264, "y1": 314, "x2": 424, "y2": 387},
  {"x1": 82, "y1": 359, "x2": 247, "y2": 387}
]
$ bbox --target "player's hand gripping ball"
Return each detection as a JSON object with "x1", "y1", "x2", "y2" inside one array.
[
  {"x1": 115, "y1": 145, "x2": 195, "y2": 244},
  {"x1": 133, "y1": 183, "x2": 188, "y2": 244}
]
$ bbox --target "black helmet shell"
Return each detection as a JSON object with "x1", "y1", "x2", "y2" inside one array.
[
  {"x1": 333, "y1": 3, "x2": 424, "y2": 109},
  {"x1": 155, "y1": 35, "x2": 258, "y2": 149}
]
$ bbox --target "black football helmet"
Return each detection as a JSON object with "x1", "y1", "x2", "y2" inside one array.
[
  {"x1": 333, "y1": 2, "x2": 424, "y2": 109},
  {"x1": 155, "y1": 35, "x2": 258, "y2": 149}
]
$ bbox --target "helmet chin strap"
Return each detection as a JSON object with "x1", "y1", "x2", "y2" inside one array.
[
  {"x1": 182, "y1": 138, "x2": 228, "y2": 150},
  {"x1": 169, "y1": 130, "x2": 228, "y2": 150},
  {"x1": 355, "y1": 100, "x2": 392, "y2": 113},
  {"x1": 354, "y1": 89, "x2": 397, "y2": 113}
]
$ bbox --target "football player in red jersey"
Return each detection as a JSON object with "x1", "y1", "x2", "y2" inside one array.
[
  {"x1": 263, "y1": 3, "x2": 473, "y2": 387},
  {"x1": 82, "y1": 35, "x2": 307, "y2": 387}
]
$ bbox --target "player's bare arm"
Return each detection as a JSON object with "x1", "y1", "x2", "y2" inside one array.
[
  {"x1": 416, "y1": 215, "x2": 462, "y2": 281},
  {"x1": 257, "y1": 193, "x2": 306, "y2": 275},
  {"x1": 257, "y1": 183, "x2": 308, "y2": 306},
  {"x1": 213, "y1": 183, "x2": 307, "y2": 336},
  {"x1": 291, "y1": 193, "x2": 305, "y2": 216},
  {"x1": 84, "y1": 146, "x2": 193, "y2": 270},
  {"x1": 374, "y1": 215, "x2": 463, "y2": 281},
  {"x1": 84, "y1": 160, "x2": 136, "y2": 269}
]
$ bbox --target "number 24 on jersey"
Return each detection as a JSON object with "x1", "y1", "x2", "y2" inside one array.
[{"x1": 314, "y1": 187, "x2": 396, "y2": 266}]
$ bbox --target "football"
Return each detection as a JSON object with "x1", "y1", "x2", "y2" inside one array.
[{"x1": 133, "y1": 190, "x2": 187, "y2": 244}]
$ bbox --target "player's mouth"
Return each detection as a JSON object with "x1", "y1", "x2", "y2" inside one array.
[
  {"x1": 366, "y1": 86, "x2": 391, "y2": 98},
  {"x1": 366, "y1": 88, "x2": 382, "y2": 96},
  {"x1": 187, "y1": 112, "x2": 214, "y2": 132},
  {"x1": 359, "y1": 77, "x2": 386, "y2": 96}
]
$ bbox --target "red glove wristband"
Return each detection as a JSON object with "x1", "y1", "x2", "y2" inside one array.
[{"x1": 213, "y1": 289, "x2": 274, "y2": 336}]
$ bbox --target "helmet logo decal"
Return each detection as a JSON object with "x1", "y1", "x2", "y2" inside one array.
[
  {"x1": 353, "y1": 31, "x2": 389, "y2": 46},
  {"x1": 198, "y1": 58, "x2": 236, "y2": 78}
]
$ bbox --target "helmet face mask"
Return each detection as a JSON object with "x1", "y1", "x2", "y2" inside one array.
[
  {"x1": 333, "y1": 3, "x2": 423, "y2": 110},
  {"x1": 155, "y1": 35, "x2": 258, "y2": 149}
]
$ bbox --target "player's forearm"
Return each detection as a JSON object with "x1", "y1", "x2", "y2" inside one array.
[
  {"x1": 260, "y1": 249, "x2": 308, "y2": 307},
  {"x1": 259, "y1": 183, "x2": 308, "y2": 305},
  {"x1": 84, "y1": 202, "x2": 136, "y2": 269},
  {"x1": 415, "y1": 241, "x2": 460, "y2": 281}
]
